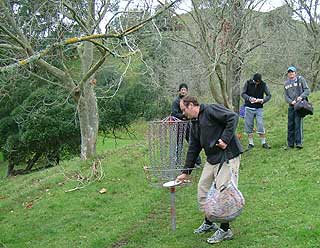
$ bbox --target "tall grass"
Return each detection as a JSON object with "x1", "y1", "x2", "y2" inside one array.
[{"x1": 0, "y1": 94, "x2": 319, "y2": 248}]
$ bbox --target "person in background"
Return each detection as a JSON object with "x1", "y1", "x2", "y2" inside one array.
[
  {"x1": 284, "y1": 66, "x2": 310, "y2": 149},
  {"x1": 172, "y1": 83, "x2": 189, "y2": 120},
  {"x1": 176, "y1": 96, "x2": 243, "y2": 244},
  {"x1": 241, "y1": 73, "x2": 272, "y2": 149},
  {"x1": 171, "y1": 83, "x2": 201, "y2": 167}
]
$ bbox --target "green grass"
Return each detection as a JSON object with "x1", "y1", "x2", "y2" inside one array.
[{"x1": 1, "y1": 95, "x2": 320, "y2": 247}]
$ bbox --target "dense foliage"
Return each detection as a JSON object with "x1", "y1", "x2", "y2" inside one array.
[
  {"x1": 0, "y1": 73, "x2": 80, "y2": 175},
  {"x1": 0, "y1": 63, "x2": 170, "y2": 175}
]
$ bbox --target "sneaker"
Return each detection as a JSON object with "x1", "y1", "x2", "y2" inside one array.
[
  {"x1": 296, "y1": 144, "x2": 303, "y2": 149},
  {"x1": 194, "y1": 221, "x2": 219, "y2": 234},
  {"x1": 207, "y1": 228, "x2": 233, "y2": 244},
  {"x1": 262, "y1": 143, "x2": 271, "y2": 149},
  {"x1": 247, "y1": 144, "x2": 254, "y2": 149},
  {"x1": 284, "y1": 145, "x2": 294, "y2": 150}
]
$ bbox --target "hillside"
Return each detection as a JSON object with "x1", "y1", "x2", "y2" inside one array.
[{"x1": 0, "y1": 92, "x2": 319, "y2": 248}]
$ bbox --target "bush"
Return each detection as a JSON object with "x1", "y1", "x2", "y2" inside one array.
[{"x1": 0, "y1": 78, "x2": 80, "y2": 175}]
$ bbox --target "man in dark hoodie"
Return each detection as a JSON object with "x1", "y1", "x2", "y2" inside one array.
[
  {"x1": 172, "y1": 83, "x2": 201, "y2": 166},
  {"x1": 176, "y1": 96, "x2": 243, "y2": 244},
  {"x1": 241, "y1": 73, "x2": 272, "y2": 149},
  {"x1": 171, "y1": 83, "x2": 189, "y2": 120}
]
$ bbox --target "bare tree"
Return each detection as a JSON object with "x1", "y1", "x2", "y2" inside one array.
[
  {"x1": 165, "y1": 0, "x2": 273, "y2": 110},
  {"x1": 284, "y1": 0, "x2": 320, "y2": 91},
  {"x1": 0, "y1": 0, "x2": 177, "y2": 159}
]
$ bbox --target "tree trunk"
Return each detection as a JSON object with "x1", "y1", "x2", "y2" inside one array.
[
  {"x1": 231, "y1": 56, "x2": 243, "y2": 113},
  {"x1": 215, "y1": 63, "x2": 233, "y2": 109},
  {"x1": 25, "y1": 152, "x2": 42, "y2": 171},
  {"x1": 208, "y1": 75, "x2": 224, "y2": 105},
  {"x1": 7, "y1": 161, "x2": 14, "y2": 177},
  {"x1": 311, "y1": 57, "x2": 320, "y2": 91},
  {"x1": 232, "y1": 78, "x2": 241, "y2": 113},
  {"x1": 77, "y1": 37, "x2": 99, "y2": 160},
  {"x1": 78, "y1": 84, "x2": 99, "y2": 160}
]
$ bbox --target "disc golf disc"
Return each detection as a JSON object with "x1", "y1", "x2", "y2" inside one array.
[{"x1": 163, "y1": 180, "x2": 182, "y2": 188}]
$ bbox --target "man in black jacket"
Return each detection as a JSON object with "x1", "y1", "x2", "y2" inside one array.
[
  {"x1": 172, "y1": 83, "x2": 189, "y2": 120},
  {"x1": 171, "y1": 83, "x2": 201, "y2": 166},
  {"x1": 241, "y1": 73, "x2": 271, "y2": 149},
  {"x1": 176, "y1": 96, "x2": 243, "y2": 244}
]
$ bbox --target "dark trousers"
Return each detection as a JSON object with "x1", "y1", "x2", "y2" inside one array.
[
  {"x1": 185, "y1": 122, "x2": 201, "y2": 165},
  {"x1": 176, "y1": 122, "x2": 201, "y2": 165},
  {"x1": 287, "y1": 106, "x2": 303, "y2": 146}
]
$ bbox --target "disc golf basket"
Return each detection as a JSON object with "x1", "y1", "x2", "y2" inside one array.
[{"x1": 144, "y1": 116, "x2": 193, "y2": 231}]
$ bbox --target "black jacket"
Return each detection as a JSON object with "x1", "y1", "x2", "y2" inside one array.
[
  {"x1": 241, "y1": 80, "x2": 271, "y2": 108},
  {"x1": 183, "y1": 104, "x2": 243, "y2": 174},
  {"x1": 171, "y1": 95, "x2": 185, "y2": 120}
]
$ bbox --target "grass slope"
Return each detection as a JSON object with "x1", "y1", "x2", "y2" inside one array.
[{"x1": 0, "y1": 94, "x2": 320, "y2": 248}]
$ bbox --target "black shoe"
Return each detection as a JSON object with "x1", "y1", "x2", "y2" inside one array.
[
  {"x1": 284, "y1": 146, "x2": 294, "y2": 150},
  {"x1": 296, "y1": 144, "x2": 303, "y2": 149},
  {"x1": 248, "y1": 144, "x2": 254, "y2": 149},
  {"x1": 262, "y1": 143, "x2": 271, "y2": 149}
]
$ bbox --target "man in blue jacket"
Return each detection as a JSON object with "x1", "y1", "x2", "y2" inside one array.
[
  {"x1": 241, "y1": 73, "x2": 272, "y2": 149},
  {"x1": 176, "y1": 96, "x2": 243, "y2": 244}
]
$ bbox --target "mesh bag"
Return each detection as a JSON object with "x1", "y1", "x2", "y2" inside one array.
[
  {"x1": 204, "y1": 153, "x2": 245, "y2": 223},
  {"x1": 204, "y1": 180, "x2": 245, "y2": 223}
]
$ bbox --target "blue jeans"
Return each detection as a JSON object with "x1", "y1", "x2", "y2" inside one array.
[
  {"x1": 287, "y1": 106, "x2": 303, "y2": 146},
  {"x1": 244, "y1": 107, "x2": 265, "y2": 134}
]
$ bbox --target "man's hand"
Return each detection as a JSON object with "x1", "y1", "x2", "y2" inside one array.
[
  {"x1": 249, "y1": 97, "x2": 257, "y2": 103},
  {"x1": 297, "y1": 96, "x2": 302, "y2": 102},
  {"x1": 216, "y1": 139, "x2": 227, "y2": 149},
  {"x1": 176, "y1": 173, "x2": 189, "y2": 182},
  {"x1": 291, "y1": 100, "x2": 296, "y2": 105}
]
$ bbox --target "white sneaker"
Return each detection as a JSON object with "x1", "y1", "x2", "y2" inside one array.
[
  {"x1": 207, "y1": 228, "x2": 233, "y2": 244},
  {"x1": 193, "y1": 221, "x2": 218, "y2": 234}
]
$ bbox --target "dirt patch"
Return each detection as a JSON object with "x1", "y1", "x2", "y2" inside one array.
[{"x1": 111, "y1": 239, "x2": 129, "y2": 248}]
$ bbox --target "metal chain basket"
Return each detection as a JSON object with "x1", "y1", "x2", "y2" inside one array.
[{"x1": 144, "y1": 116, "x2": 194, "y2": 187}]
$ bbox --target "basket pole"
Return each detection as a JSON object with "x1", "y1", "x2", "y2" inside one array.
[{"x1": 170, "y1": 186, "x2": 177, "y2": 231}]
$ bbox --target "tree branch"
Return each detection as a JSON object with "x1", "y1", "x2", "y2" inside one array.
[
  {"x1": 0, "y1": 44, "x2": 24, "y2": 51},
  {"x1": 0, "y1": 25, "x2": 28, "y2": 51},
  {"x1": 0, "y1": 1, "x2": 33, "y2": 53},
  {"x1": 63, "y1": 1, "x2": 89, "y2": 33},
  {"x1": 29, "y1": 71, "x2": 64, "y2": 88},
  {"x1": 79, "y1": 50, "x2": 108, "y2": 90},
  {"x1": 0, "y1": 0, "x2": 180, "y2": 73}
]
